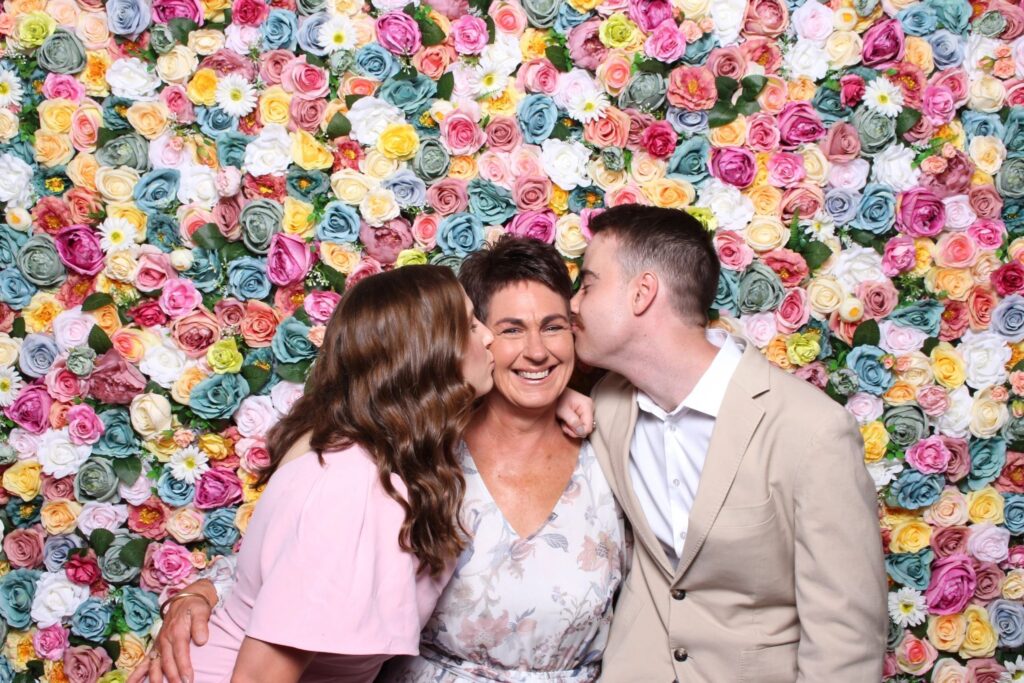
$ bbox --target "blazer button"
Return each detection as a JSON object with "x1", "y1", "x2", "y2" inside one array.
[
  {"x1": 673, "y1": 648, "x2": 688, "y2": 662},
  {"x1": 671, "y1": 589, "x2": 686, "y2": 600}
]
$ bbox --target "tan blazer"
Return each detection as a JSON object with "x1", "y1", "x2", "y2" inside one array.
[{"x1": 592, "y1": 338, "x2": 887, "y2": 683}]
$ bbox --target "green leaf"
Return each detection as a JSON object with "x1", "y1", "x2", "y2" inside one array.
[
  {"x1": 326, "y1": 112, "x2": 352, "y2": 139},
  {"x1": 88, "y1": 325, "x2": 113, "y2": 355},
  {"x1": 10, "y1": 316, "x2": 26, "y2": 339},
  {"x1": 802, "y1": 240, "x2": 832, "y2": 271},
  {"x1": 739, "y1": 75, "x2": 768, "y2": 102},
  {"x1": 393, "y1": 66, "x2": 417, "y2": 81},
  {"x1": 921, "y1": 337, "x2": 940, "y2": 356},
  {"x1": 192, "y1": 223, "x2": 228, "y2": 250},
  {"x1": 89, "y1": 529, "x2": 115, "y2": 556},
  {"x1": 292, "y1": 307, "x2": 311, "y2": 325},
  {"x1": 851, "y1": 319, "x2": 881, "y2": 348},
  {"x1": 468, "y1": 0, "x2": 489, "y2": 12},
  {"x1": 344, "y1": 94, "x2": 365, "y2": 109},
  {"x1": 824, "y1": 380, "x2": 848, "y2": 405},
  {"x1": 707, "y1": 102, "x2": 738, "y2": 128},
  {"x1": 96, "y1": 127, "x2": 126, "y2": 147},
  {"x1": 113, "y1": 457, "x2": 141, "y2": 486},
  {"x1": 549, "y1": 120, "x2": 572, "y2": 141},
  {"x1": 714, "y1": 76, "x2": 739, "y2": 104},
  {"x1": 485, "y1": 14, "x2": 495, "y2": 43},
  {"x1": 418, "y1": 16, "x2": 446, "y2": 46},
  {"x1": 635, "y1": 58, "x2": 668, "y2": 75},
  {"x1": 896, "y1": 107, "x2": 922, "y2": 137},
  {"x1": 276, "y1": 360, "x2": 312, "y2": 382},
  {"x1": 735, "y1": 98, "x2": 760, "y2": 117},
  {"x1": 849, "y1": 229, "x2": 878, "y2": 247},
  {"x1": 119, "y1": 538, "x2": 150, "y2": 568},
  {"x1": 436, "y1": 71, "x2": 455, "y2": 100},
  {"x1": 317, "y1": 263, "x2": 347, "y2": 292},
  {"x1": 305, "y1": 53, "x2": 325, "y2": 68},
  {"x1": 101, "y1": 640, "x2": 121, "y2": 665},
  {"x1": 545, "y1": 45, "x2": 570, "y2": 72},
  {"x1": 167, "y1": 18, "x2": 197, "y2": 43},
  {"x1": 220, "y1": 242, "x2": 250, "y2": 262},
  {"x1": 241, "y1": 364, "x2": 271, "y2": 394},
  {"x1": 81, "y1": 292, "x2": 114, "y2": 311}
]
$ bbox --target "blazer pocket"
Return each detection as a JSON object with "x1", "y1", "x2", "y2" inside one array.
[
  {"x1": 715, "y1": 492, "x2": 776, "y2": 528},
  {"x1": 738, "y1": 642, "x2": 798, "y2": 683}
]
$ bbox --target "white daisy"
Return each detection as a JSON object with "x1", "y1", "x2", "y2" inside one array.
[
  {"x1": 563, "y1": 90, "x2": 609, "y2": 124},
  {"x1": 99, "y1": 216, "x2": 139, "y2": 253},
  {"x1": 319, "y1": 15, "x2": 357, "y2": 53},
  {"x1": 887, "y1": 587, "x2": 927, "y2": 628},
  {"x1": 215, "y1": 74, "x2": 258, "y2": 118},
  {"x1": 0, "y1": 366, "x2": 23, "y2": 407},
  {"x1": 1003, "y1": 656, "x2": 1024, "y2": 683},
  {"x1": 863, "y1": 78, "x2": 904, "y2": 117},
  {"x1": 169, "y1": 446, "x2": 210, "y2": 485},
  {"x1": 802, "y1": 211, "x2": 836, "y2": 242},
  {"x1": 0, "y1": 69, "x2": 24, "y2": 108}
]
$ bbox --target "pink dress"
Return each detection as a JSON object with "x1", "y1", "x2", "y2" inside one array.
[{"x1": 186, "y1": 445, "x2": 451, "y2": 683}]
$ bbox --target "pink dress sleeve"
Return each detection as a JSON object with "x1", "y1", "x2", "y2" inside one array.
[{"x1": 244, "y1": 446, "x2": 444, "y2": 656}]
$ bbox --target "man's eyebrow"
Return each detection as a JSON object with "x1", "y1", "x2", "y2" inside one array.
[{"x1": 580, "y1": 269, "x2": 598, "y2": 280}]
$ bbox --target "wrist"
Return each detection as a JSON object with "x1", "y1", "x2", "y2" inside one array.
[{"x1": 160, "y1": 590, "x2": 214, "y2": 619}]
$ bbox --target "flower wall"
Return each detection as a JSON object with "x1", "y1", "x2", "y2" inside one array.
[{"x1": 0, "y1": 0, "x2": 1023, "y2": 678}]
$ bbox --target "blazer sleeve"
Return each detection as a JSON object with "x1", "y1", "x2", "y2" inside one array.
[{"x1": 793, "y1": 411, "x2": 888, "y2": 682}]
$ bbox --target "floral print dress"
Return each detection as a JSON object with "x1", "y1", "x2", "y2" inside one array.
[{"x1": 380, "y1": 440, "x2": 628, "y2": 683}]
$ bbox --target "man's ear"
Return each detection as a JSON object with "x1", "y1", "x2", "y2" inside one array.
[{"x1": 631, "y1": 271, "x2": 658, "y2": 316}]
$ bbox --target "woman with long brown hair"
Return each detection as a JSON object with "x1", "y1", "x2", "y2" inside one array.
[{"x1": 167, "y1": 265, "x2": 494, "y2": 683}]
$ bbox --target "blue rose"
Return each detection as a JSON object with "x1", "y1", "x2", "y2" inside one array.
[
  {"x1": 184, "y1": 248, "x2": 222, "y2": 293},
  {"x1": 714, "y1": 268, "x2": 740, "y2": 316},
  {"x1": 382, "y1": 169, "x2": 427, "y2": 209},
  {"x1": 106, "y1": 0, "x2": 150, "y2": 38},
  {"x1": 928, "y1": 29, "x2": 965, "y2": 69},
  {"x1": 216, "y1": 131, "x2": 253, "y2": 169},
  {"x1": 189, "y1": 373, "x2": 251, "y2": 420},
  {"x1": 18, "y1": 333, "x2": 59, "y2": 378},
  {"x1": 468, "y1": 178, "x2": 516, "y2": 225},
  {"x1": 6, "y1": 496, "x2": 41, "y2": 527},
  {"x1": 227, "y1": 256, "x2": 272, "y2": 301},
  {"x1": 101, "y1": 96, "x2": 133, "y2": 130},
  {"x1": 853, "y1": 183, "x2": 896, "y2": 235},
  {"x1": 355, "y1": 44, "x2": 399, "y2": 81},
  {"x1": 71, "y1": 597, "x2": 112, "y2": 641},
  {"x1": 0, "y1": 267, "x2": 37, "y2": 308},
  {"x1": 568, "y1": 186, "x2": 605, "y2": 214},
  {"x1": 993, "y1": 294, "x2": 1024, "y2": 342},
  {"x1": 682, "y1": 32, "x2": 716, "y2": 64},
  {"x1": 287, "y1": 170, "x2": 330, "y2": 202},
  {"x1": 1004, "y1": 108, "x2": 1024, "y2": 154},
  {"x1": 888, "y1": 469, "x2": 944, "y2": 509},
  {"x1": 517, "y1": 95, "x2": 558, "y2": 144},
  {"x1": 43, "y1": 534, "x2": 84, "y2": 573},
  {"x1": 666, "y1": 108, "x2": 708, "y2": 135},
  {"x1": 0, "y1": 656, "x2": 13, "y2": 683},
  {"x1": 886, "y1": 301, "x2": 943, "y2": 336},
  {"x1": 897, "y1": 3, "x2": 938, "y2": 35},
  {"x1": 75, "y1": 458, "x2": 120, "y2": 502},
  {"x1": 1005, "y1": 493, "x2": 1024, "y2": 535},
  {"x1": 316, "y1": 201, "x2": 361, "y2": 244},
  {"x1": 146, "y1": 213, "x2": 182, "y2": 253},
  {"x1": 92, "y1": 408, "x2": 140, "y2": 458},
  {"x1": 846, "y1": 345, "x2": 894, "y2": 397},
  {"x1": 668, "y1": 136, "x2": 711, "y2": 185},
  {"x1": 157, "y1": 469, "x2": 195, "y2": 507},
  {"x1": 122, "y1": 586, "x2": 159, "y2": 634},
  {"x1": 297, "y1": 13, "x2": 330, "y2": 56},
  {"x1": 262, "y1": 9, "x2": 298, "y2": 50},
  {"x1": 885, "y1": 548, "x2": 933, "y2": 590},
  {"x1": 0, "y1": 569, "x2": 40, "y2": 630},
  {"x1": 1005, "y1": 198, "x2": 1024, "y2": 234},
  {"x1": 203, "y1": 507, "x2": 241, "y2": 549},
  {"x1": 737, "y1": 262, "x2": 784, "y2": 314},
  {"x1": 133, "y1": 168, "x2": 180, "y2": 212},
  {"x1": 969, "y1": 437, "x2": 1007, "y2": 490},
  {"x1": 554, "y1": 1, "x2": 589, "y2": 31},
  {"x1": 379, "y1": 74, "x2": 437, "y2": 117},
  {"x1": 962, "y1": 111, "x2": 1005, "y2": 142},
  {"x1": 812, "y1": 87, "x2": 850, "y2": 125},
  {"x1": 0, "y1": 225, "x2": 27, "y2": 270},
  {"x1": 437, "y1": 212, "x2": 484, "y2": 257},
  {"x1": 271, "y1": 317, "x2": 317, "y2": 363},
  {"x1": 825, "y1": 188, "x2": 862, "y2": 226},
  {"x1": 197, "y1": 106, "x2": 239, "y2": 138},
  {"x1": 989, "y1": 599, "x2": 1024, "y2": 650},
  {"x1": 100, "y1": 533, "x2": 141, "y2": 584},
  {"x1": 927, "y1": 0, "x2": 971, "y2": 33}
]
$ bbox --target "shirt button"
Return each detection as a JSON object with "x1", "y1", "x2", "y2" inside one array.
[
  {"x1": 673, "y1": 648, "x2": 688, "y2": 662},
  {"x1": 672, "y1": 478, "x2": 681, "y2": 487},
  {"x1": 671, "y1": 589, "x2": 686, "y2": 601}
]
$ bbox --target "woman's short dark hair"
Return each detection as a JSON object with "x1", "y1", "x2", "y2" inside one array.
[
  {"x1": 587, "y1": 204, "x2": 719, "y2": 326},
  {"x1": 458, "y1": 235, "x2": 573, "y2": 322}
]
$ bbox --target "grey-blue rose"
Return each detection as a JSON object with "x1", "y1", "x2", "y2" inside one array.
[
  {"x1": 437, "y1": 212, "x2": 484, "y2": 257},
  {"x1": 18, "y1": 333, "x2": 59, "y2": 378}
]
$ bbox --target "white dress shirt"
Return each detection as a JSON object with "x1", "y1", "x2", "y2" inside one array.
[{"x1": 628, "y1": 329, "x2": 743, "y2": 565}]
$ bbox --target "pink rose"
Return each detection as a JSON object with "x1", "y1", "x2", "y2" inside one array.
[
  {"x1": 922, "y1": 150, "x2": 972, "y2": 198},
  {"x1": 141, "y1": 540, "x2": 196, "y2": 591},
  {"x1": 969, "y1": 184, "x2": 1004, "y2": 220},
  {"x1": 667, "y1": 66, "x2": 717, "y2": 111},
  {"x1": 376, "y1": 11, "x2": 423, "y2": 56},
  {"x1": 54, "y1": 309, "x2": 95, "y2": 350},
  {"x1": 745, "y1": 112, "x2": 780, "y2": 152},
  {"x1": 974, "y1": 561, "x2": 1004, "y2": 601},
  {"x1": 43, "y1": 475, "x2": 75, "y2": 501},
  {"x1": 289, "y1": 97, "x2": 327, "y2": 133},
  {"x1": 861, "y1": 18, "x2": 904, "y2": 66},
  {"x1": 791, "y1": 0, "x2": 833, "y2": 41},
  {"x1": 922, "y1": 85, "x2": 956, "y2": 126},
  {"x1": 359, "y1": 217, "x2": 414, "y2": 265},
  {"x1": 194, "y1": 468, "x2": 244, "y2": 509},
  {"x1": 280, "y1": 57, "x2": 329, "y2": 100},
  {"x1": 640, "y1": 120, "x2": 678, "y2": 159},
  {"x1": 441, "y1": 109, "x2": 486, "y2": 156},
  {"x1": 916, "y1": 384, "x2": 949, "y2": 417},
  {"x1": 740, "y1": 37, "x2": 783, "y2": 75},
  {"x1": 303, "y1": 290, "x2": 340, "y2": 324},
  {"x1": 267, "y1": 233, "x2": 316, "y2": 286},
  {"x1": 87, "y1": 350, "x2": 146, "y2": 405},
  {"x1": 427, "y1": 178, "x2": 469, "y2": 216},
  {"x1": 270, "y1": 380, "x2": 304, "y2": 414},
  {"x1": 906, "y1": 436, "x2": 952, "y2": 474},
  {"x1": 2, "y1": 526, "x2": 45, "y2": 568},
  {"x1": 231, "y1": 0, "x2": 268, "y2": 26},
  {"x1": 171, "y1": 308, "x2": 221, "y2": 358},
  {"x1": 412, "y1": 214, "x2": 439, "y2": 251},
  {"x1": 135, "y1": 248, "x2": 177, "y2": 293},
  {"x1": 968, "y1": 218, "x2": 1006, "y2": 251},
  {"x1": 934, "y1": 232, "x2": 977, "y2": 269},
  {"x1": 779, "y1": 184, "x2": 823, "y2": 223},
  {"x1": 794, "y1": 361, "x2": 828, "y2": 389},
  {"x1": 485, "y1": 116, "x2": 523, "y2": 152},
  {"x1": 710, "y1": 147, "x2": 757, "y2": 188},
  {"x1": 967, "y1": 523, "x2": 1010, "y2": 563},
  {"x1": 744, "y1": 0, "x2": 789, "y2": 37},
  {"x1": 65, "y1": 549, "x2": 102, "y2": 586},
  {"x1": 925, "y1": 553, "x2": 977, "y2": 615},
  {"x1": 259, "y1": 50, "x2": 295, "y2": 85},
  {"x1": 856, "y1": 280, "x2": 898, "y2": 319},
  {"x1": 897, "y1": 187, "x2": 946, "y2": 238},
  {"x1": 775, "y1": 288, "x2": 809, "y2": 334},
  {"x1": 777, "y1": 101, "x2": 825, "y2": 148},
  {"x1": 766, "y1": 152, "x2": 806, "y2": 187},
  {"x1": 34, "y1": 624, "x2": 70, "y2": 661},
  {"x1": 839, "y1": 74, "x2": 866, "y2": 109},
  {"x1": 158, "y1": 278, "x2": 203, "y2": 318},
  {"x1": 234, "y1": 395, "x2": 278, "y2": 438},
  {"x1": 517, "y1": 58, "x2": 560, "y2": 95},
  {"x1": 450, "y1": 14, "x2": 488, "y2": 54},
  {"x1": 644, "y1": 20, "x2": 687, "y2": 63},
  {"x1": 45, "y1": 362, "x2": 81, "y2": 403},
  {"x1": 237, "y1": 437, "x2": 271, "y2": 472},
  {"x1": 932, "y1": 526, "x2": 969, "y2": 559},
  {"x1": 828, "y1": 159, "x2": 870, "y2": 191},
  {"x1": 742, "y1": 312, "x2": 777, "y2": 348},
  {"x1": 706, "y1": 46, "x2": 747, "y2": 80},
  {"x1": 762, "y1": 248, "x2": 808, "y2": 287},
  {"x1": 566, "y1": 20, "x2": 607, "y2": 72},
  {"x1": 606, "y1": 184, "x2": 650, "y2": 207},
  {"x1": 345, "y1": 257, "x2": 384, "y2": 290},
  {"x1": 42, "y1": 74, "x2": 84, "y2": 102},
  {"x1": 882, "y1": 236, "x2": 917, "y2": 277},
  {"x1": 713, "y1": 230, "x2": 754, "y2": 271},
  {"x1": 894, "y1": 632, "x2": 937, "y2": 675},
  {"x1": 64, "y1": 645, "x2": 113, "y2": 683},
  {"x1": 880, "y1": 320, "x2": 927, "y2": 355},
  {"x1": 424, "y1": 0, "x2": 468, "y2": 18},
  {"x1": 506, "y1": 210, "x2": 557, "y2": 243},
  {"x1": 628, "y1": 0, "x2": 672, "y2": 31},
  {"x1": 128, "y1": 497, "x2": 169, "y2": 540},
  {"x1": 55, "y1": 225, "x2": 104, "y2": 276},
  {"x1": 477, "y1": 150, "x2": 513, "y2": 189},
  {"x1": 160, "y1": 84, "x2": 195, "y2": 123},
  {"x1": 66, "y1": 404, "x2": 104, "y2": 445},
  {"x1": 213, "y1": 299, "x2": 246, "y2": 330},
  {"x1": 845, "y1": 393, "x2": 883, "y2": 423},
  {"x1": 966, "y1": 659, "x2": 1007, "y2": 683},
  {"x1": 583, "y1": 107, "x2": 630, "y2": 148},
  {"x1": 5, "y1": 384, "x2": 54, "y2": 434}
]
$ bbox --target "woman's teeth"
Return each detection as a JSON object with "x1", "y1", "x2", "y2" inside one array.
[{"x1": 516, "y1": 369, "x2": 552, "y2": 380}]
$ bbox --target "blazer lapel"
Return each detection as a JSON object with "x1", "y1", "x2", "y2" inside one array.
[{"x1": 673, "y1": 342, "x2": 768, "y2": 582}]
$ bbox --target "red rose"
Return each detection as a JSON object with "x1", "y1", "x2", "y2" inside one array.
[
  {"x1": 128, "y1": 300, "x2": 169, "y2": 328},
  {"x1": 992, "y1": 262, "x2": 1024, "y2": 296},
  {"x1": 640, "y1": 121, "x2": 678, "y2": 159},
  {"x1": 86, "y1": 350, "x2": 147, "y2": 405}
]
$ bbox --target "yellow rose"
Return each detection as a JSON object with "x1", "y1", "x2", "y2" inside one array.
[
  {"x1": 968, "y1": 75, "x2": 1005, "y2": 113},
  {"x1": 904, "y1": 36, "x2": 934, "y2": 74},
  {"x1": 744, "y1": 216, "x2": 788, "y2": 252},
  {"x1": 786, "y1": 331, "x2": 820, "y2": 367},
  {"x1": 259, "y1": 85, "x2": 292, "y2": 125},
  {"x1": 746, "y1": 185, "x2": 783, "y2": 216},
  {"x1": 448, "y1": 155, "x2": 478, "y2": 180},
  {"x1": 15, "y1": 11, "x2": 55, "y2": 48},
  {"x1": 320, "y1": 242, "x2": 360, "y2": 274},
  {"x1": 106, "y1": 202, "x2": 147, "y2": 234},
  {"x1": 360, "y1": 148, "x2": 400, "y2": 180},
  {"x1": 329, "y1": 0, "x2": 360, "y2": 16},
  {"x1": 567, "y1": 0, "x2": 602, "y2": 10},
  {"x1": 587, "y1": 159, "x2": 627, "y2": 191},
  {"x1": 889, "y1": 519, "x2": 931, "y2": 553},
  {"x1": 519, "y1": 29, "x2": 548, "y2": 61},
  {"x1": 555, "y1": 214, "x2": 588, "y2": 258},
  {"x1": 95, "y1": 166, "x2": 140, "y2": 202},
  {"x1": 3, "y1": 461, "x2": 42, "y2": 501},
  {"x1": 598, "y1": 13, "x2": 643, "y2": 51},
  {"x1": 764, "y1": 335, "x2": 793, "y2": 371},
  {"x1": 40, "y1": 500, "x2": 81, "y2": 535},
  {"x1": 895, "y1": 352, "x2": 934, "y2": 387},
  {"x1": 1004, "y1": 569, "x2": 1024, "y2": 600},
  {"x1": 969, "y1": 136, "x2": 1007, "y2": 176},
  {"x1": 860, "y1": 421, "x2": 889, "y2": 463},
  {"x1": 549, "y1": 184, "x2": 570, "y2": 214},
  {"x1": 482, "y1": 84, "x2": 522, "y2": 118},
  {"x1": 188, "y1": 29, "x2": 225, "y2": 55},
  {"x1": 130, "y1": 393, "x2": 173, "y2": 439},
  {"x1": 806, "y1": 275, "x2": 844, "y2": 316},
  {"x1": 330, "y1": 169, "x2": 376, "y2": 204},
  {"x1": 959, "y1": 604, "x2": 997, "y2": 658},
  {"x1": 126, "y1": 101, "x2": 170, "y2": 140},
  {"x1": 199, "y1": 433, "x2": 232, "y2": 461},
  {"x1": 825, "y1": 30, "x2": 863, "y2": 69},
  {"x1": 787, "y1": 76, "x2": 817, "y2": 101},
  {"x1": 116, "y1": 633, "x2": 147, "y2": 672},
  {"x1": 104, "y1": 250, "x2": 139, "y2": 282},
  {"x1": 291, "y1": 129, "x2": 333, "y2": 171},
  {"x1": 283, "y1": 196, "x2": 315, "y2": 238},
  {"x1": 966, "y1": 487, "x2": 1005, "y2": 524},
  {"x1": 801, "y1": 145, "x2": 830, "y2": 185},
  {"x1": 642, "y1": 178, "x2": 694, "y2": 209},
  {"x1": 157, "y1": 45, "x2": 199, "y2": 84},
  {"x1": 360, "y1": 187, "x2": 400, "y2": 226},
  {"x1": 34, "y1": 130, "x2": 74, "y2": 168},
  {"x1": 0, "y1": 109, "x2": 19, "y2": 143},
  {"x1": 395, "y1": 248, "x2": 428, "y2": 267},
  {"x1": 79, "y1": 50, "x2": 112, "y2": 97},
  {"x1": 235, "y1": 501, "x2": 257, "y2": 533},
  {"x1": 925, "y1": 267, "x2": 973, "y2": 301},
  {"x1": 678, "y1": 0, "x2": 710, "y2": 16},
  {"x1": 186, "y1": 67, "x2": 218, "y2": 106},
  {"x1": 65, "y1": 152, "x2": 98, "y2": 191},
  {"x1": 927, "y1": 613, "x2": 966, "y2": 652},
  {"x1": 709, "y1": 116, "x2": 747, "y2": 147},
  {"x1": 629, "y1": 151, "x2": 667, "y2": 185},
  {"x1": 376, "y1": 122, "x2": 419, "y2": 161},
  {"x1": 4, "y1": 631, "x2": 36, "y2": 672},
  {"x1": 931, "y1": 342, "x2": 966, "y2": 389},
  {"x1": 38, "y1": 98, "x2": 76, "y2": 134},
  {"x1": 969, "y1": 386, "x2": 1008, "y2": 438},
  {"x1": 924, "y1": 487, "x2": 968, "y2": 527},
  {"x1": 883, "y1": 380, "x2": 917, "y2": 405},
  {"x1": 171, "y1": 366, "x2": 208, "y2": 405},
  {"x1": 23, "y1": 292, "x2": 64, "y2": 334},
  {"x1": 207, "y1": 338, "x2": 243, "y2": 374},
  {"x1": 353, "y1": 14, "x2": 376, "y2": 48}
]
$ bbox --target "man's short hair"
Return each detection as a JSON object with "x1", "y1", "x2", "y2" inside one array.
[{"x1": 587, "y1": 205, "x2": 719, "y2": 325}]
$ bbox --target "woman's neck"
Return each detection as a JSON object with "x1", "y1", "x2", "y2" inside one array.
[{"x1": 466, "y1": 395, "x2": 568, "y2": 463}]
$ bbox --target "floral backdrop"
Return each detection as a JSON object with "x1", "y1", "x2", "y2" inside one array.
[{"x1": 0, "y1": 0, "x2": 1022, "y2": 677}]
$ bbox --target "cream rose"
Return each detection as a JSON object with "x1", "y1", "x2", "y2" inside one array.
[
  {"x1": 157, "y1": 45, "x2": 199, "y2": 85},
  {"x1": 130, "y1": 393, "x2": 173, "y2": 439},
  {"x1": 330, "y1": 168, "x2": 377, "y2": 204},
  {"x1": 806, "y1": 275, "x2": 844, "y2": 317},
  {"x1": 94, "y1": 166, "x2": 141, "y2": 202},
  {"x1": 743, "y1": 216, "x2": 788, "y2": 252}
]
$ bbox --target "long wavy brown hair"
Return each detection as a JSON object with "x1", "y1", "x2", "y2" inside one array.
[{"x1": 262, "y1": 265, "x2": 475, "y2": 577}]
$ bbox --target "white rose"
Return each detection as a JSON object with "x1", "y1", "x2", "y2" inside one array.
[
  {"x1": 166, "y1": 508, "x2": 205, "y2": 544},
  {"x1": 170, "y1": 249, "x2": 193, "y2": 271},
  {"x1": 829, "y1": 244, "x2": 886, "y2": 291},
  {"x1": 234, "y1": 395, "x2": 278, "y2": 438},
  {"x1": 359, "y1": 186, "x2": 400, "y2": 226},
  {"x1": 0, "y1": 152, "x2": 35, "y2": 208},
  {"x1": 75, "y1": 501, "x2": 129, "y2": 537},
  {"x1": 140, "y1": 340, "x2": 190, "y2": 389},
  {"x1": 52, "y1": 307, "x2": 94, "y2": 352},
  {"x1": 696, "y1": 179, "x2": 754, "y2": 231},
  {"x1": 710, "y1": 0, "x2": 745, "y2": 46},
  {"x1": 540, "y1": 139, "x2": 591, "y2": 191},
  {"x1": 147, "y1": 133, "x2": 190, "y2": 171},
  {"x1": 867, "y1": 459, "x2": 904, "y2": 489},
  {"x1": 37, "y1": 428, "x2": 92, "y2": 478},
  {"x1": 969, "y1": 135, "x2": 1007, "y2": 175},
  {"x1": 740, "y1": 312, "x2": 777, "y2": 349},
  {"x1": 371, "y1": 0, "x2": 414, "y2": 10},
  {"x1": 225, "y1": 24, "x2": 261, "y2": 54},
  {"x1": 942, "y1": 194, "x2": 977, "y2": 232},
  {"x1": 792, "y1": 0, "x2": 834, "y2": 41},
  {"x1": 450, "y1": 61, "x2": 484, "y2": 101},
  {"x1": 934, "y1": 385, "x2": 972, "y2": 438},
  {"x1": 8, "y1": 428, "x2": 39, "y2": 458},
  {"x1": 870, "y1": 144, "x2": 921, "y2": 192},
  {"x1": 828, "y1": 158, "x2": 870, "y2": 191},
  {"x1": 130, "y1": 393, "x2": 172, "y2": 438},
  {"x1": 845, "y1": 392, "x2": 884, "y2": 424},
  {"x1": 243, "y1": 124, "x2": 292, "y2": 176},
  {"x1": 118, "y1": 464, "x2": 155, "y2": 505},
  {"x1": 554, "y1": 214, "x2": 588, "y2": 258},
  {"x1": 270, "y1": 381, "x2": 305, "y2": 415},
  {"x1": 784, "y1": 39, "x2": 830, "y2": 81},
  {"x1": 105, "y1": 57, "x2": 161, "y2": 101},
  {"x1": 0, "y1": 333, "x2": 23, "y2": 367},
  {"x1": 156, "y1": 45, "x2": 198, "y2": 84},
  {"x1": 959, "y1": 330, "x2": 1012, "y2": 389},
  {"x1": 965, "y1": 35, "x2": 1000, "y2": 80},
  {"x1": 346, "y1": 96, "x2": 404, "y2": 146},
  {"x1": 879, "y1": 320, "x2": 928, "y2": 355},
  {"x1": 177, "y1": 164, "x2": 219, "y2": 207},
  {"x1": 968, "y1": 75, "x2": 1006, "y2": 113},
  {"x1": 480, "y1": 34, "x2": 521, "y2": 80},
  {"x1": 31, "y1": 572, "x2": 90, "y2": 628}
]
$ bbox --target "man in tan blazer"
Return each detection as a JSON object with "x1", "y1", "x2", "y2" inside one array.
[{"x1": 571, "y1": 205, "x2": 887, "y2": 682}]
